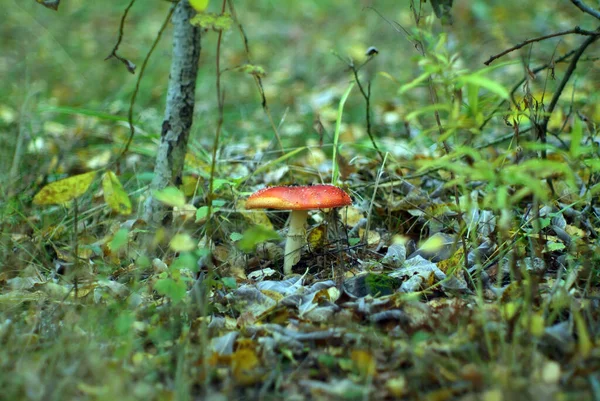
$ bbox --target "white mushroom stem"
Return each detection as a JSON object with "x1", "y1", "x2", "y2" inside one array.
[{"x1": 283, "y1": 210, "x2": 309, "y2": 275}]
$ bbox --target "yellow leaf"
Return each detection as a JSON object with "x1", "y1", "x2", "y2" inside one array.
[
  {"x1": 342, "y1": 206, "x2": 364, "y2": 227},
  {"x1": 378, "y1": 71, "x2": 400, "y2": 84},
  {"x1": 260, "y1": 289, "x2": 284, "y2": 302},
  {"x1": 189, "y1": 0, "x2": 209, "y2": 12},
  {"x1": 153, "y1": 186, "x2": 186, "y2": 208},
  {"x1": 502, "y1": 301, "x2": 520, "y2": 320},
  {"x1": 524, "y1": 312, "x2": 545, "y2": 337},
  {"x1": 173, "y1": 203, "x2": 197, "y2": 222},
  {"x1": 308, "y1": 224, "x2": 327, "y2": 250},
  {"x1": 33, "y1": 171, "x2": 96, "y2": 205},
  {"x1": 169, "y1": 233, "x2": 196, "y2": 252},
  {"x1": 231, "y1": 348, "x2": 263, "y2": 385},
  {"x1": 102, "y1": 171, "x2": 132, "y2": 215},
  {"x1": 419, "y1": 234, "x2": 446, "y2": 253},
  {"x1": 386, "y1": 376, "x2": 408, "y2": 397},
  {"x1": 181, "y1": 175, "x2": 200, "y2": 197},
  {"x1": 239, "y1": 200, "x2": 274, "y2": 229},
  {"x1": 565, "y1": 224, "x2": 586, "y2": 238},
  {"x1": 358, "y1": 228, "x2": 381, "y2": 246},
  {"x1": 351, "y1": 350, "x2": 376, "y2": 379},
  {"x1": 437, "y1": 248, "x2": 464, "y2": 274},
  {"x1": 574, "y1": 310, "x2": 592, "y2": 358}
]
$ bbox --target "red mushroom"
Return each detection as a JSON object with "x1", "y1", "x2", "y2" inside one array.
[{"x1": 245, "y1": 185, "x2": 352, "y2": 275}]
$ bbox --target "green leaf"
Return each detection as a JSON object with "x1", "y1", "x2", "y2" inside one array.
[
  {"x1": 405, "y1": 103, "x2": 452, "y2": 121},
  {"x1": 547, "y1": 241, "x2": 566, "y2": 252},
  {"x1": 230, "y1": 232, "x2": 243, "y2": 241},
  {"x1": 33, "y1": 171, "x2": 97, "y2": 205},
  {"x1": 153, "y1": 187, "x2": 186, "y2": 208},
  {"x1": 171, "y1": 252, "x2": 199, "y2": 272},
  {"x1": 115, "y1": 311, "x2": 135, "y2": 336},
  {"x1": 109, "y1": 228, "x2": 129, "y2": 253},
  {"x1": 399, "y1": 71, "x2": 432, "y2": 94},
  {"x1": 458, "y1": 74, "x2": 509, "y2": 99},
  {"x1": 195, "y1": 200, "x2": 223, "y2": 222},
  {"x1": 467, "y1": 83, "x2": 479, "y2": 116},
  {"x1": 585, "y1": 158, "x2": 600, "y2": 172},
  {"x1": 237, "y1": 225, "x2": 281, "y2": 252},
  {"x1": 221, "y1": 277, "x2": 237, "y2": 289},
  {"x1": 496, "y1": 186, "x2": 508, "y2": 209},
  {"x1": 102, "y1": 170, "x2": 132, "y2": 215},
  {"x1": 195, "y1": 206, "x2": 209, "y2": 222},
  {"x1": 430, "y1": 0, "x2": 454, "y2": 24},
  {"x1": 348, "y1": 237, "x2": 361, "y2": 246},
  {"x1": 570, "y1": 116, "x2": 583, "y2": 158},
  {"x1": 213, "y1": 179, "x2": 234, "y2": 192},
  {"x1": 154, "y1": 278, "x2": 187, "y2": 304}
]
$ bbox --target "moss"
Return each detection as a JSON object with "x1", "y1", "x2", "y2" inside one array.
[{"x1": 364, "y1": 273, "x2": 400, "y2": 297}]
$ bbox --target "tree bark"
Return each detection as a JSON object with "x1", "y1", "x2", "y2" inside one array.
[{"x1": 143, "y1": 0, "x2": 201, "y2": 224}]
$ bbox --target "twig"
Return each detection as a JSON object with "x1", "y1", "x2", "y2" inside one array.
[
  {"x1": 334, "y1": 52, "x2": 383, "y2": 161},
  {"x1": 207, "y1": 0, "x2": 228, "y2": 234},
  {"x1": 571, "y1": 0, "x2": 600, "y2": 20},
  {"x1": 227, "y1": 0, "x2": 284, "y2": 154},
  {"x1": 484, "y1": 27, "x2": 599, "y2": 65},
  {"x1": 115, "y1": 3, "x2": 178, "y2": 166},
  {"x1": 534, "y1": 32, "x2": 599, "y2": 195},
  {"x1": 72, "y1": 198, "x2": 79, "y2": 298},
  {"x1": 10, "y1": 85, "x2": 36, "y2": 187},
  {"x1": 105, "y1": 0, "x2": 137, "y2": 74},
  {"x1": 201, "y1": 4, "x2": 228, "y2": 395},
  {"x1": 363, "y1": 128, "x2": 533, "y2": 185},
  {"x1": 479, "y1": 48, "x2": 579, "y2": 130},
  {"x1": 537, "y1": 33, "x2": 600, "y2": 153},
  {"x1": 344, "y1": 54, "x2": 384, "y2": 160}
]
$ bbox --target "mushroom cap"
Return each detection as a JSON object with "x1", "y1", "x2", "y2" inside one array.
[{"x1": 245, "y1": 185, "x2": 352, "y2": 210}]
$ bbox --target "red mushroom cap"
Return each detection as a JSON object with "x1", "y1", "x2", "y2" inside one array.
[{"x1": 245, "y1": 185, "x2": 352, "y2": 210}]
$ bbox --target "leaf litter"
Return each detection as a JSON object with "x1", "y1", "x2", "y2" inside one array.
[{"x1": 4, "y1": 127, "x2": 600, "y2": 399}]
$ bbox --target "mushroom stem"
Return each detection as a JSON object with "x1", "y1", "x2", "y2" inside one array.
[{"x1": 283, "y1": 210, "x2": 309, "y2": 275}]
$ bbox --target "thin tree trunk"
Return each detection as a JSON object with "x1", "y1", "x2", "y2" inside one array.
[{"x1": 143, "y1": 0, "x2": 201, "y2": 223}]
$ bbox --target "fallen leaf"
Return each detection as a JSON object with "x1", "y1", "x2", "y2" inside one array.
[
  {"x1": 33, "y1": 171, "x2": 97, "y2": 205},
  {"x1": 102, "y1": 170, "x2": 132, "y2": 215}
]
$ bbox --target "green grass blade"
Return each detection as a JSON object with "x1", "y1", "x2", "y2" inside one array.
[
  {"x1": 331, "y1": 81, "x2": 355, "y2": 185},
  {"x1": 39, "y1": 106, "x2": 128, "y2": 122}
]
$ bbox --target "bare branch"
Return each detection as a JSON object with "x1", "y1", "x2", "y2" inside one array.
[
  {"x1": 479, "y1": 47, "x2": 579, "y2": 130},
  {"x1": 35, "y1": 0, "x2": 60, "y2": 11},
  {"x1": 538, "y1": 33, "x2": 600, "y2": 146},
  {"x1": 227, "y1": 0, "x2": 284, "y2": 154},
  {"x1": 206, "y1": 0, "x2": 228, "y2": 230},
  {"x1": 484, "y1": 26, "x2": 599, "y2": 65},
  {"x1": 117, "y1": 4, "x2": 177, "y2": 164},
  {"x1": 343, "y1": 54, "x2": 383, "y2": 161},
  {"x1": 571, "y1": 0, "x2": 600, "y2": 20},
  {"x1": 105, "y1": 0, "x2": 137, "y2": 74}
]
